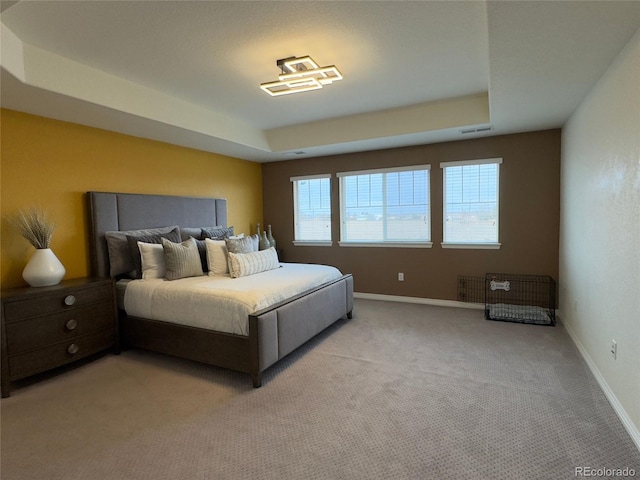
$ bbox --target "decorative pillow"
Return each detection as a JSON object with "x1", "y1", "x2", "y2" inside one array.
[
  {"x1": 137, "y1": 242, "x2": 166, "y2": 280},
  {"x1": 162, "y1": 237, "x2": 204, "y2": 281},
  {"x1": 205, "y1": 238, "x2": 228, "y2": 275},
  {"x1": 178, "y1": 227, "x2": 213, "y2": 271},
  {"x1": 105, "y1": 225, "x2": 180, "y2": 278},
  {"x1": 228, "y1": 247, "x2": 280, "y2": 278},
  {"x1": 194, "y1": 238, "x2": 209, "y2": 272},
  {"x1": 180, "y1": 227, "x2": 204, "y2": 241},
  {"x1": 248, "y1": 233, "x2": 260, "y2": 252},
  {"x1": 126, "y1": 227, "x2": 182, "y2": 279},
  {"x1": 225, "y1": 236, "x2": 256, "y2": 254},
  {"x1": 201, "y1": 226, "x2": 234, "y2": 240}
]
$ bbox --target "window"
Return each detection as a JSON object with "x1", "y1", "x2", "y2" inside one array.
[
  {"x1": 291, "y1": 174, "x2": 332, "y2": 245},
  {"x1": 441, "y1": 158, "x2": 502, "y2": 248},
  {"x1": 337, "y1": 165, "x2": 431, "y2": 247}
]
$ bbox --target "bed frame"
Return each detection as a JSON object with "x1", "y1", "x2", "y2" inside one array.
[{"x1": 87, "y1": 191, "x2": 353, "y2": 387}]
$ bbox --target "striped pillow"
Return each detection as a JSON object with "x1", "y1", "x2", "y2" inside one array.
[
  {"x1": 161, "y1": 237, "x2": 204, "y2": 280},
  {"x1": 228, "y1": 247, "x2": 279, "y2": 278}
]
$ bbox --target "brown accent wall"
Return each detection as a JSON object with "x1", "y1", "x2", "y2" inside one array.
[{"x1": 262, "y1": 129, "x2": 560, "y2": 301}]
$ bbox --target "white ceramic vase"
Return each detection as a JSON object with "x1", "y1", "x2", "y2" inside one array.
[{"x1": 22, "y1": 248, "x2": 66, "y2": 287}]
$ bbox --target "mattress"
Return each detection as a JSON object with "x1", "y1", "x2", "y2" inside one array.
[{"x1": 122, "y1": 263, "x2": 343, "y2": 336}]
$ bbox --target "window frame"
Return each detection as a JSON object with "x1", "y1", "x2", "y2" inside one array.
[
  {"x1": 290, "y1": 173, "x2": 333, "y2": 246},
  {"x1": 440, "y1": 157, "x2": 502, "y2": 250},
  {"x1": 337, "y1": 164, "x2": 432, "y2": 248}
]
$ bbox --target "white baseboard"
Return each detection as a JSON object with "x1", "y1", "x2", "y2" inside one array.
[
  {"x1": 354, "y1": 292, "x2": 484, "y2": 310},
  {"x1": 553, "y1": 313, "x2": 639, "y2": 452}
]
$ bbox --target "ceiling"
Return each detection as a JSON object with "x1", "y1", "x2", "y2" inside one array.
[{"x1": 1, "y1": 1, "x2": 639, "y2": 163}]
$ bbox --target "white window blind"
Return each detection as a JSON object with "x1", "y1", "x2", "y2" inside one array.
[
  {"x1": 441, "y1": 158, "x2": 501, "y2": 246},
  {"x1": 291, "y1": 174, "x2": 332, "y2": 243},
  {"x1": 338, "y1": 165, "x2": 430, "y2": 245}
]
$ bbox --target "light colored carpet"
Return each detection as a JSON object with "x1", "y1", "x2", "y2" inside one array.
[{"x1": 2, "y1": 299, "x2": 638, "y2": 480}]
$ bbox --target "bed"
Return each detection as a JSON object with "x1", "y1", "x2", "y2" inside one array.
[{"x1": 87, "y1": 191, "x2": 353, "y2": 387}]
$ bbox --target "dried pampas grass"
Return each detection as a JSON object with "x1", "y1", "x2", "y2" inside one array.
[{"x1": 12, "y1": 207, "x2": 55, "y2": 250}]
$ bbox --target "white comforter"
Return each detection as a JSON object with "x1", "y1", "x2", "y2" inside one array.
[{"x1": 123, "y1": 263, "x2": 343, "y2": 336}]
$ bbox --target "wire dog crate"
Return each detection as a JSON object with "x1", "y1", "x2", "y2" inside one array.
[
  {"x1": 457, "y1": 275, "x2": 485, "y2": 304},
  {"x1": 484, "y1": 273, "x2": 556, "y2": 326}
]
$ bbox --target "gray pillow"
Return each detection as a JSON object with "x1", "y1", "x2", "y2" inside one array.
[
  {"x1": 201, "y1": 226, "x2": 234, "y2": 240},
  {"x1": 180, "y1": 228, "x2": 221, "y2": 269},
  {"x1": 180, "y1": 227, "x2": 204, "y2": 241},
  {"x1": 125, "y1": 227, "x2": 182, "y2": 279},
  {"x1": 225, "y1": 236, "x2": 255, "y2": 254},
  {"x1": 105, "y1": 225, "x2": 180, "y2": 278},
  {"x1": 162, "y1": 237, "x2": 204, "y2": 281},
  {"x1": 194, "y1": 238, "x2": 208, "y2": 272}
]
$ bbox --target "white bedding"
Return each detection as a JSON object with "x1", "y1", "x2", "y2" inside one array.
[{"x1": 123, "y1": 263, "x2": 343, "y2": 336}]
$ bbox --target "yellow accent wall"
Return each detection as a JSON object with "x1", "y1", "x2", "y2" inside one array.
[{"x1": 1, "y1": 109, "x2": 263, "y2": 289}]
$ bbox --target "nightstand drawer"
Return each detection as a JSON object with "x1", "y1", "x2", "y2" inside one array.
[
  {"x1": 1, "y1": 277, "x2": 119, "y2": 397},
  {"x1": 8, "y1": 329, "x2": 115, "y2": 380},
  {"x1": 5, "y1": 302, "x2": 114, "y2": 355},
  {"x1": 3, "y1": 283, "x2": 113, "y2": 322}
]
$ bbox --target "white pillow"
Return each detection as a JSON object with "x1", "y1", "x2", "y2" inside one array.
[
  {"x1": 137, "y1": 242, "x2": 166, "y2": 279},
  {"x1": 248, "y1": 233, "x2": 259, "y2": 252},
  {"x1": 205, "y1": 238, "x2": 229, "y2": 275},
  {"x1": 228, "y1": 247, "x2": 279, "y2": 278}
]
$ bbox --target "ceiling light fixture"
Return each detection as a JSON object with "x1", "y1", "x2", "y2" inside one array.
[{"x1": 260, "y1": 56, "x2": 342, "y2": 97}]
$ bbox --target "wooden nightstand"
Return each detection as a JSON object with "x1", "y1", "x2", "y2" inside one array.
[{"x1": 1, "y1": 277, "x2": 119, "y2": 398}]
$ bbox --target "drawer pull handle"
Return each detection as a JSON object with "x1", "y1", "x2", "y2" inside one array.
[
  {"x1": 67, "y1": 344, "x2": 79, "y2": 355},
  {"x1": 65, "y1": 319, "x2": 78, "y2": 331},
  {"x1": 64, "y1": 295, "x2": 76, "y2": 306}
]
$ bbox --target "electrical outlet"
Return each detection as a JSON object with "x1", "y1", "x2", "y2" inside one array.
[
  {"x1": 611, "y1": 340, "x2": 617, "y2": 360},
  {"x1": 398, "y1": 272, "x2": 404, "y2": 281}
]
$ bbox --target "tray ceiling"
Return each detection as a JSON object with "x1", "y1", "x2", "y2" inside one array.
[{"x1": 1, "y1": 1, "x2": 639, "y2": 162}]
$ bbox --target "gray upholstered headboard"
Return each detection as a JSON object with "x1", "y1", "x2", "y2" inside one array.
[{"x1": 87, "y1": 191, "x2": 227, "y2": 278}]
